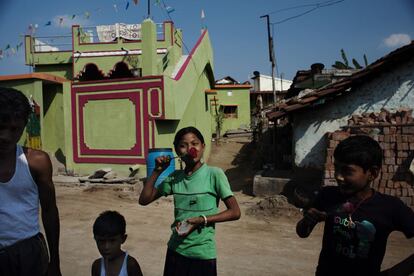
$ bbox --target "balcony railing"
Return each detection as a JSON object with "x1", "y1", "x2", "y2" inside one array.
[
  {"x1": 32, "y1": 35, "x2": 72, "y2": 52},
  {"x1": 31, "y1": 23, "x2": 166, "y2": 52}
]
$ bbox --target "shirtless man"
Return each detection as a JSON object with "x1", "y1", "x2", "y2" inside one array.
[{"x1": 0, "y1": 87, "x2": 61, "y2": 276}]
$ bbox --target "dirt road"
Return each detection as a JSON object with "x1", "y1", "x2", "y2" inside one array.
[{"x1": 56, "y1": 137, "x2": 414, "y2": 275}]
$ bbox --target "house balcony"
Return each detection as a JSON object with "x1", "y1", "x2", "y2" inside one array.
[{"x1": 24, "y1": 21, "x2": 180, "y2": 80}]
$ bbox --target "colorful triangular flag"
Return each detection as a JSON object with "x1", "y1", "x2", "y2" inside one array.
[
  {"x1": 45, "y1": 21, "x2": 52, "y2": 26},
  {"x1": 5, "y1": 44, "x2": 10, "y2": 50},
  {"x1": 166, "y1": 6, "x2": 175, "y2": 13},
  {"x1": 84, "y1": 12, "x2": 90, "y2": 19},
  {"x1": 71, "y1": 14, "x2": 76, "y2": 20},
  {"x1": 16, "y1": 42, "x2": 23, "y2": 51},
  {"x1": 59, "y1": 17, "x2": 64, "y2": 26},
  {"x1": 201, "y1": 9, "x2": 205, "y2": 19},
  {"x1": 113, "y1": 4, "x2": 118, "y2": 13},
  {"x1": 133, "y1": 0, "x2": 139, "y2": 5},
  {"x1": 125, "y1": 1, "x2": 130, "y2": 10}
]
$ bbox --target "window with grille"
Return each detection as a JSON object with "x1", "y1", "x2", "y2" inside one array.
[{"x1": 220, "y1": 105, "x2": 238, "y2": 118}]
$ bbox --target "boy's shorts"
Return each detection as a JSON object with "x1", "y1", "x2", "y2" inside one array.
[
  {"x1": 163, "y1": 248, "x2": 217, "y2": 276},
  {"x1": 0, "y1": 233, "x2": 49, "y2": 276}
]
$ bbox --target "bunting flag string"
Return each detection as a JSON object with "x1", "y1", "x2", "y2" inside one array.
[
  {"x1": 1, "y1": 0, "x2": 142, "y2": 62},
  {"x1": 165, "y1": 6, "x2": 175, "y2": 14},
  {"x1": 16, "y1": 42, "x2": 23, "y2": 51}
]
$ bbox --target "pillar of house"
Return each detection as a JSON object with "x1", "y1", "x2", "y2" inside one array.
[{"x1": 141, "y1": 19, "x2": 158, "y2": 76}]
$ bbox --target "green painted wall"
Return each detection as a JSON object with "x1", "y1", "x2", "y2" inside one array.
[
  {"x1": 0, "y1": 79, "x2": 66, "y2": 157},
  {"x1": 41, "y1": 83, "x2": 65, "y2": 157},
  {"x1": 34, "y1": 65, "x2": 73, "y2": 80},
  {"x1": 25, "y1": 36, "x2": 72, "y2": 67},
  {"x1": 212, "y1": 88, "x2": 251, "y2": 133},
  {"x1": 142, "y1": 19, "x2": 159, "y2": 76},
  {"x1": 162, "y1": 32, "x2": 214, "y2": 120},
  {"x1": 154, "y1": 69, "x2": 214, "y2": 161},
  {"x1": 83, "y1": 99, "x2": 136, "y2": 149}
]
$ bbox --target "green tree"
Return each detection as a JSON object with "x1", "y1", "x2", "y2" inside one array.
[{"x1": 332, "y1": 49, "x2": 368, "y2": 69}]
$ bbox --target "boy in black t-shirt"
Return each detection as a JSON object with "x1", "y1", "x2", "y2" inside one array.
[{"x1": 296, "y1": 135, "x2": 414, "y2": 276}]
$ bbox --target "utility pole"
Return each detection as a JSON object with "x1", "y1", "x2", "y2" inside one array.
[
  {"x1": 260, "y1": 14, "x2": 276, "y2": 104},
  {"x1": 261, "y1": 14, "x2": 278, "y2": 170},
  {"x1": 280, "y1": 72, "x2": 284, "y2": 92}
]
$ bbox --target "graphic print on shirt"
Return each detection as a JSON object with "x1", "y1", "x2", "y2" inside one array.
[{"x1": 331, "y1": 203, "x2": 376, "y2": 259}]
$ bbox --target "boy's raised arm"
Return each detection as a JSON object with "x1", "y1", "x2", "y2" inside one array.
[
  {"x1": 296, "y1": 208, "x2": 327, "y2": 238},
  {"x1": 138, "y1": 156, "x2": 170, "y2": 205},
  {"x1": 138, "y1": 170, "x2": 162, "y2": 205}
]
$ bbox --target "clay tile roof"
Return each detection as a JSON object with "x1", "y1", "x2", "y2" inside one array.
[{"x1": 267, "y1": 41, "x2": 414, "y2": 121}]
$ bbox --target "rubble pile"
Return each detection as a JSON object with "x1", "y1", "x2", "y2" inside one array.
[{"x1": 246, "y1": 195, "x2": 302, "y2": 219}]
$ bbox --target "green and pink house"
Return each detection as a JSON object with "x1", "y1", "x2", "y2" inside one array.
[{"x1": 0, "y1": 19, "x2": 251, "y2": 176}]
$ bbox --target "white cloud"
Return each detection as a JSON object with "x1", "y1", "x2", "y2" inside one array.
[
  {"x1": 53, "y1": 14, "x2": 91, "y2": 28},
  {"x1": 383, "y1": 33, "x2": 411, "y2": 48}
]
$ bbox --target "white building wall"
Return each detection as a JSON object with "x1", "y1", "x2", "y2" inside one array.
[
  {"x1": 253, "y1": 75, "x2": 292, "y2": 91},
  {"x1": 293, "y1": 59, "x2": 414, "y2": 170}
]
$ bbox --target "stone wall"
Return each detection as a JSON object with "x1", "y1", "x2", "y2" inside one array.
[
  {"x1": 324, "y1": 109, "x2": 414, "y2": 208},
  {"x1": 293, "y1": 58, "x2": 414, "y2": 169}
]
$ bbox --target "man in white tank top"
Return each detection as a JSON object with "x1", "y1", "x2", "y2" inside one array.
[{"x1": 0, "y1": 87, "x2": 61, "y2": 276}]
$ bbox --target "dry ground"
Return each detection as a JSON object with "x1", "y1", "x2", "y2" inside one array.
[{"x1": 56, "y1": 137, "x2": 414, "y2": 275}]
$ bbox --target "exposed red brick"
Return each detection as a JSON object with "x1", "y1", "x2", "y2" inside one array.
[
  {"x1": 402, "y1": 188, "x2": 408, "y2": 197},
  {"x1": 384, "y1": 158, "x2": 395, "y2": 165},
  {"x1": 402, "y1": 126, "x2": 414, "y2": 134},
  {"x1": 332, "y1": 131, "x2": 350, "y2": 141}
]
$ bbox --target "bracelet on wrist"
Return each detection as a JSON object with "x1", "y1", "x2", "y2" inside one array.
[{"x1": 200, "y1": 215, "x2": 208, "y2": 227}]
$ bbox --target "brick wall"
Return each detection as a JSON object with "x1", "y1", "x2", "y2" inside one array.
[{"x1": 324, "y1": 109, "x2": 414, "y2": 209}]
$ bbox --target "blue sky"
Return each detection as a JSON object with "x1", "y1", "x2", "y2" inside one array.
[{"x1": 0, "y1": 0, "x2": 413, "y2": 82}]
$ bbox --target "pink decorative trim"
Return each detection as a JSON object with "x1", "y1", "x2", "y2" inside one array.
[
  {"x1": 74, "y1": 81, "x2": 160, "y2": 92},
  {"x1": 174, "y1": 29, "x2": 207, "y2": 81},
  {"x1": 78, "y1": 92, "x2": 142, "y2": 156},
  {"x1": 149, "y1": 88, "x2": 161, "y2": 117},
  {"x1": 170, "y1": 22, "x2": 174, "y2": 46},
  {"x1": 71, "y1": 79, "x2": 164, "y2": 164}
]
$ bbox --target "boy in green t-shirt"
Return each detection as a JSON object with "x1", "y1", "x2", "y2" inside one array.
[{"x1": 139, "y1": 126, "x2": 241, "y2": 276}]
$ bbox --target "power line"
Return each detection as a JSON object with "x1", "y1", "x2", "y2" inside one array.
[
  {"x1": 267, "y1": 0, "x2": 341, "y2": 15},
  {"x1": 270, "y1": 0, "x2": 345, "y2": 25}
]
